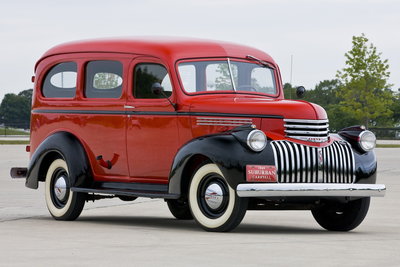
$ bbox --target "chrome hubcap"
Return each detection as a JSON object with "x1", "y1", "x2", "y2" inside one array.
[
  {"x1": 204, "y1": 183, "x2": 224, "y2": 210},
  {"x1": 54, "y1": 176, "x2": 68, "y2": 202}
]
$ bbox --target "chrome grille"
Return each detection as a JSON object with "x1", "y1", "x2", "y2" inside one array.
[
  {"x1": 271, "y1": 141, "x2": 355, "y2": 183},
  {"x1": 284, "y1": 119, "x2": 329, "y2": 143}
]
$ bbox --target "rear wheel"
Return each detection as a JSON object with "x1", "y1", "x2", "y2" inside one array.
[
  {"x1": 311, "y1": 197, "x2": 370, "y2": 231},
  {"x1": 188, "y1": 163, "x2": 247, "y2": 232},
  {"x1": 167, "y1": 199, "x2": 193, "y2": 220},
  {"x1": 45, "y1": 158, "x2": 86, "y2": 220}
]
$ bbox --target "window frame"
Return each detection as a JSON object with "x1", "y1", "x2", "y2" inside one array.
[
  {"x1": 176, "y1": 57, "x2": 280, "y2": 98},
  {"x1": 41, "y1": 61, "x2": 78, "y2": 99},
  {"x1": 128, "y1": 56, "x2": 175, "y2": 102},
  {"x1": 83, "y1": 60, "x2": 124, "y2": 99}
]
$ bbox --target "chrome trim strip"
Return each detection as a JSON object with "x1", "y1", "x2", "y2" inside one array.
[
  {"x1": 337, "y1": 142, "x2": 346, "y2": 183},
  {"x1": 286, "y1": 136, "x2": 329, "y2": 143},
  {"x1": 197, "y1": 117, "x2": 253, "y2": 121},
  {"x1": 284, "y1": 124, "x2": 329, "y2": 129},
  {"x1": 305, "y1": 146, "x2": 311, "y2": 183},
  {"x1": 198, "y1": 123, "x2": 251, "y2": 126},
  {"x1": 282, "y1": 142, "x2": 290, "y2": 183},
  {"x1": 285, "y1": 130, "x2": 329, "y2": 135},
  {"x1": 276, "y1": 142, "x2": 286, "y2": 182},
  {"x1": 332, "y1": 142, "x2": 339, "y2": 183},
  {"x1": 227, "y1": 58, "x2": 237, "y2": 91},
  {"x1": 236, "y1": 183, "x2": 386, "y2": 197},
  {"x1": 299, "y1": 144, "x2": 306, "y2": 183},
  {"x1": 293, "y1": 143, "x2": 301, "y2": 183},
  {"x1": 284, "y1": 119, "x2": 329, "y2": 124}
]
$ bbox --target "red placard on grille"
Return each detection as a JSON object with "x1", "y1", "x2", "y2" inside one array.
[{"x1": 246, "y1": 165, "x2": 277, "y2": 182}]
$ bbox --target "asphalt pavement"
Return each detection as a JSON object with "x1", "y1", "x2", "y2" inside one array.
[{"x1": 0, "y1": 145, "x2": 399, "y2": 266}]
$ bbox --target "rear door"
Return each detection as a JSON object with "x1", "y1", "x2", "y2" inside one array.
[{"x1": 77, "y1": 54, "x2": 132, "y2": 181}]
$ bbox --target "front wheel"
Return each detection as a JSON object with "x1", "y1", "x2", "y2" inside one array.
[
  {"x1": 45, "y1": 158, "x2": 86, "y2": 220},
  {"x1": 188, "y1": 163, "x2": 247, "y2": 232},
  {"x1": 311, "y1": 197, "x2": 370, "y2": 231}
]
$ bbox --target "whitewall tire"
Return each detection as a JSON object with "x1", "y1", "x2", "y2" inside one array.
[
  {"x1": 45, "y1": 158, "x2": 85, "y2": 220},
  {"x1": 188, "y1": 163, "x2": 247, "y2": 232}
]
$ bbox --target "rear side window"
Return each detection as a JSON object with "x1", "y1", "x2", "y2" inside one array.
[
  {"x1": 42, "y1": 62, "x2": 77, "y2": 98},
  {"x1": 85, "y1": 60, "x2": 123, "y2": 98}
]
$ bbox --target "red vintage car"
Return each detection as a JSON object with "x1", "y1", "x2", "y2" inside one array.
[{"x1": 11, "y1": 37, "x2": 385, "y2": 232}]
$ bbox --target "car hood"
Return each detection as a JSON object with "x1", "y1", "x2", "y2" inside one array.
[{"x1": 188, "y1": 95, "x2": 327, "y2": 120}]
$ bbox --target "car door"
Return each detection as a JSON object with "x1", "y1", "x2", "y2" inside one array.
[
  {"x1": 77, "y1": 55, "x2": 131, "y2": 181},
  {"x1": 126, "y1": 57, "x2": 179, "y2": 184}
]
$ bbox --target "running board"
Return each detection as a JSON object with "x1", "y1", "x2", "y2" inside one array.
[{"x1": 71, "y1": 187, "x2": 180, "y2": 199}]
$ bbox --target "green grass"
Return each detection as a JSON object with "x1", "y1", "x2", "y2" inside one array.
[
  {"x1": 0, "y1": 140, "x2": 29, "y2": 145},
  {"x1": 0, "y1": 127, "x2": 29, "y2": 136},
  {"x1": 376, "y1": 144, "x2": 400, "y2": 148}
]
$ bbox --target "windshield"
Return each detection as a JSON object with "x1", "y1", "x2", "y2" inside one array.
[{"x1": 178, "y1": 59, "x2": 277, "y2": 95}]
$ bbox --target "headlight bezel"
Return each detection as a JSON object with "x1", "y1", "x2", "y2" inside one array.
[
  {"x1": 246, "y1": 129, "x2": 267, "y2": 152},
  {"x1": 358, "y1": 130, "x2": 376, "y2": 152}
]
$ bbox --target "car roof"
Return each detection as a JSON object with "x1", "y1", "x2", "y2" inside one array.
[{"x1": 36, "y1": 37, "x2": 276, "y2": 69}]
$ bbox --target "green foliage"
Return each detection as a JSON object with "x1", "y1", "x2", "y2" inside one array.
[
  {"x1": 390, "y1": 91, "x2": 400, "y2": 126},
  {"x1": 93, "y1": 73, "x2": 121, "y2": 89},
  {"x1": 336, "y1": 34, "x2": 393, "y2": 128},
  {"x1": 214, "y1": 63, "x2": 237, "y2": 91},
  {"x1": 304, "y1": 79, "x2": 357, "y2": 131},
  {"x1": 0, "y1": 89, "x2": 32, "y2": 129},
  {"x1": 0, "y1": 127, "x2": 29, "y2": 135},
  {"x1": 283, "y1": 83, "x2": 296, "y2": 99}
]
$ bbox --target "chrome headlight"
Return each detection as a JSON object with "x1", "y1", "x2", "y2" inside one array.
[
  {"x1": 359, "y1": 130, "x2": 376, "y2": 152},
  {"x1": 247, "y1": 130, "x2": 267, "y2": 152}
]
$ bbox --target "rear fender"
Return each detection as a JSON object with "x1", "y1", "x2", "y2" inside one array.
[{"x1": 26, "y1": 132, "x2": 92, "y2": 189}]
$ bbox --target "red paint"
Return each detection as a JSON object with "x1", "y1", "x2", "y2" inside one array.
[
  {"x1": 31, "y1": 37, "x2": 330, "y2": 184},
  {"x1": 246, "y1": 165, "x2": 277, "y2": 183}
]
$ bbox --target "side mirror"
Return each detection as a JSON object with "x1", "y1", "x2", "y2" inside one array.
[
  {"x1": 296, "y1": 86, "x2": 306, "y2": 98},
  {"x1": 151, "y1": 82, "x2": 177, "y2": 110},
  {"x1": 151, "y1": 82, "x2": 163, "y2": 96}
]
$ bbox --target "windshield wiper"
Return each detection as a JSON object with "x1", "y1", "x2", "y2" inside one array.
[{"x1": 246, "y1": 55, "x2": 275, "y2": 69}]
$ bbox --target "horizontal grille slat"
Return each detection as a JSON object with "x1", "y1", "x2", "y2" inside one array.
[
  {"x1": 284, "y1": 118, "x2": 329, "y2": 143},
  {"x1": 271, "y1": 141, "x2": 355, "y2": 184}
]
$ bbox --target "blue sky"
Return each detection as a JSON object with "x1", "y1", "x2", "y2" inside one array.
[{"x1": 1, "y1": 0, "x2": 399, "y2": 101}]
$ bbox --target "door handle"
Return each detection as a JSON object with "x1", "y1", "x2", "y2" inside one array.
[{"x1": 124, "y1": 105, "x2": 135, "y2": 109}]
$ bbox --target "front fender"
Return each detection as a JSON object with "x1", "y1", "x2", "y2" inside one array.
[
  {"x1": 331, "y1": 133, "x2": 377, "y2": 184},
  {"x1": 26, "y1": 132, "x2": 92, "y2": 189},
  {"x1": 168, "y1": 129, "x2": 275, "y2": 195}
]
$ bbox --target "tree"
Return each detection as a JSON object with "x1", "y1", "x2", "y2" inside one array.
[
  {"x1": 390, "y1": 90, "x2": 400, "y2": 126},
  {"x1": 283, "y1": 83, "x2": 295, "y2": 99},
  {"x1": 303, "y1": 79, "x2": 340, "y2": 106},
  {"x1": 336, "y1": 34, "x2": 393, "y2": 128},
  {"x1": 0, "y1": 89, "x2": 32, "y2": 129}
]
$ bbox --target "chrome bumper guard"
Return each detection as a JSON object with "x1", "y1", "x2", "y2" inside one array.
[{"x1": 236, "y1": 183, "x2": 386, "y2": 198}]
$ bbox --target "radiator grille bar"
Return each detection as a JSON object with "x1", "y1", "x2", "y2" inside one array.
[
  {"x1": 284, "y1": 119, "x2": 329, "y2": 143},
  {"x1": 271, "y1": 141, "x2": 355, "y2": 183}
]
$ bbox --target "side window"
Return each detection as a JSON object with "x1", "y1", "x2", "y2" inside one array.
[
  {"x1": 85, "y1": 60, "x2": 123, "y2": 98},
  {"x1": 42, "y1": 62, "x2": 77, "y2": 98},
  {"x1": 134, "y1": 63, "x2": 172, "y2": 99}
]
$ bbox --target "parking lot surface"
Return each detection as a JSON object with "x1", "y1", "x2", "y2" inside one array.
[{"x1": 1, "y1": 145, "x2": 399, "y2": 266}]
